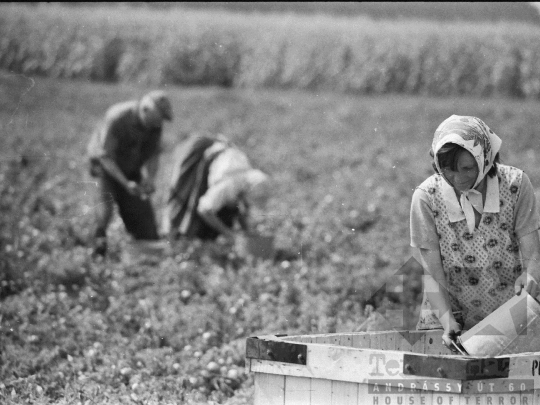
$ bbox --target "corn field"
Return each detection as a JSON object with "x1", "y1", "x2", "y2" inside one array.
[{"x1": 2, "y1": 4, "x2": 540, "y2": 98}]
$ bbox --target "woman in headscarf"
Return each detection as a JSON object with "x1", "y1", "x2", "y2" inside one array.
[
  {"x1": 410, "y1": 115, "x2": 540, "y2": 350},
  {"x1": 162, "y1": 133, "x2": 271, "y2": 241}
]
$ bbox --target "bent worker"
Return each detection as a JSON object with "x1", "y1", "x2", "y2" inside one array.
[
  {"x1": 410, "y1": 115, "x2": 540, "y2": 351},
  {"x1": 162, "y1": 134, "x2": 270, "y2": 241},
  {"x1": 87, "y1": 90, "x2": 173, "y2": 257}
]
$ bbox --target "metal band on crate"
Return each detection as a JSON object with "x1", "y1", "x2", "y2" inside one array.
[
  {"x1": 403, "y1": 354, "x2": 510, "y2": 380},
  {"x1": 246, "y1": 336, "x2": 307, "y2": 365}
]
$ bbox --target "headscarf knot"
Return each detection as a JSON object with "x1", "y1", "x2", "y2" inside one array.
[{"x1": 432, "y1": 115, "x2": 502, "y2": 233}]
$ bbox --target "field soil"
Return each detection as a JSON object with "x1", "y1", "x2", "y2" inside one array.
[{"x1": 1, "y1": 73, "x2": 540, "y2": 404}]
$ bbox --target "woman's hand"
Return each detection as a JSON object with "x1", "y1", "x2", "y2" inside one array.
[
  {"x1": 515, "y1": 271, "x2": 539, "y2": 296},
  {"x1": 233, "y1": 231, "x2": 249, "y2": 252},
  {"x1": 517, "y1": 231, "x2": 540, "y2": 297},
  {"x1": 442, "y1": 319, "x2": 463, "y2": 353}
]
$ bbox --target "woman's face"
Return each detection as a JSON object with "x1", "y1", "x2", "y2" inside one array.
[{"x1": 440, "y1": 149, "x2": 479, "y2": 192}]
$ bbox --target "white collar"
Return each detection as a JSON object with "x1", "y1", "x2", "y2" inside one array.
[{"x1": 441, "y1": 174, "x2": 500, "y2": 224}]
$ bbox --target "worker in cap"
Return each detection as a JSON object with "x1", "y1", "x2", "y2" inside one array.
[{"x1": 87, "y1": 90, "x2": 173, "y2": 257}]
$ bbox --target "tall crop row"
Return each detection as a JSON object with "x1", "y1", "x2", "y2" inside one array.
[{"x1": 1, "y1": 4, "x2": 540, "y2": 98}]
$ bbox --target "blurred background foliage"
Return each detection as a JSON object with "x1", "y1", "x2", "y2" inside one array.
[
  {"x1": 2, "y1": 3, "x2": 540, "y2": 404},
  {"x1": 2, "y1": 2, "x2": 540, "y2": 98},
  {"x1": 29, "y1": 2, "x2": 540, "y2": 24}
]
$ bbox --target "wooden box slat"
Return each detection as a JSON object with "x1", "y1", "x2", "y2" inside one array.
[
  {"x1": 248, "y1": 331, "x2": 540, "y2": 404},
  {"x1": 352, "y1": 333, "x2": 370, "y2": 349}
]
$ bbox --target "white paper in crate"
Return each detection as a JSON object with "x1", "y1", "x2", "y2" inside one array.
[{"x1": 459, "y1": 292, "x2": 540, "y2": 356}]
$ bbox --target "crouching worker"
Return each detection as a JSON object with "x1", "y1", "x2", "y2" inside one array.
[
  {"x1": 87, "y1": 91, "x2": 173, "y2": 257},
  {"x1": 411, "y1": 115, "x2": 540, "y2": 352},
  {"x1": 162, "y1": 134, "x2": 270, "y2": 242}
]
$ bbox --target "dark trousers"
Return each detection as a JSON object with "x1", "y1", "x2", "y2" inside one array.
[{"x1": 94, "y1": 172, "x2": 159, "y2": 241}]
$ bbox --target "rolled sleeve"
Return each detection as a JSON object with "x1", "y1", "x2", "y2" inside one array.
[
  {"x1": 514, "y1": 172, "x2": 540, "y2": 239},
  {"x1": 101, "y1": 119, "x2": 121, "y2": 160},
  {"x1": 410, "y1": 187, "x2": 440, "y2": 250},
  {"x1": 87, "y1": 117, "x2": 120, "y2": 161}
]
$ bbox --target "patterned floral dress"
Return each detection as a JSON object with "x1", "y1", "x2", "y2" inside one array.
[{"x1": 416, "y1": 165, "x2": 523, "y2": 330}]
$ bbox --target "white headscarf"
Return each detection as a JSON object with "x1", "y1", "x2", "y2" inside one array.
[
  {"x1": 242, "y1": 169, "x2": 271, "y2": 203},
  {"x1": 432, "y1": 115, "x2": 502, "y2": 233}
]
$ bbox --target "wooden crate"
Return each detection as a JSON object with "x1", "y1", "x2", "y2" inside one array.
[{"x1": 246, "y1": 330, "x2": 540, "y2": 405}]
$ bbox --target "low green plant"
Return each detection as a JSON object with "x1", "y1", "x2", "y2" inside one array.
[{"x1": 1, "y1": 75, "x2": 540, "y2": 403}]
